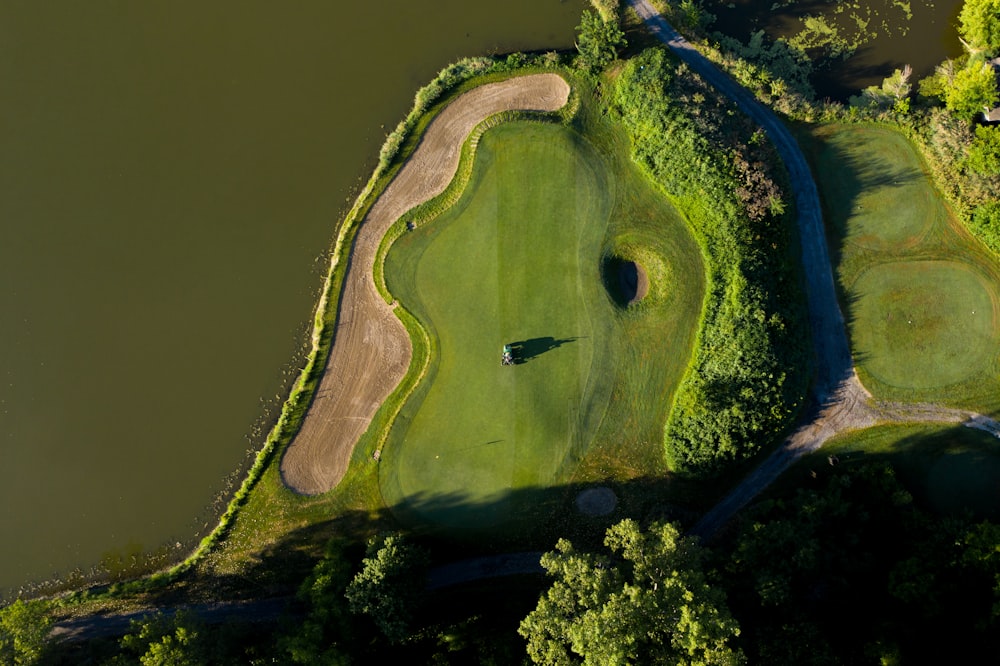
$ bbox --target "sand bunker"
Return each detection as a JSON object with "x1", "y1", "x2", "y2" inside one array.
[{"x1": 280, "y1": 73, "x2": 571, "y2": 495}]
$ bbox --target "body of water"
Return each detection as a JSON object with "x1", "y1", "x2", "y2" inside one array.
[
  {"x1": 705, "y1": 0, "x2": 965, "y2": 98},
  {"x1": 0, "y1": 0, "x2": 586, "y2": 595}
]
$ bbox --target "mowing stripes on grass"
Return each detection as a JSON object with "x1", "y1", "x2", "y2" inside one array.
[{"x1": 381, "y1": 123, "x2": 614, "y2": 529}]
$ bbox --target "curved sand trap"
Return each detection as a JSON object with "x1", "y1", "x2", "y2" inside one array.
[{"x1": 280, "y1": 73, "x2": 571, "y2": 495}]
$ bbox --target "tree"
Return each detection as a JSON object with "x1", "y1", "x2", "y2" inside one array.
[
  {"x1": 959, "y1": 0, "x2": 1000, "y2": 54},
  {"x1": 344, "y1": 533, "x2": 429, "y2": 645},
  {"x1": 115, "y1": 611, "x2": 206, "y2": 666},
  {"x1": 945, "y1": 61, "x2": 999, "y2": 119},
  {"x1": 575, "y1": 10, "x2": 626, "y2": 72},
  {"x1": 519, "y1": 520, "x2": 743, "y2": 665},
  {"x1": 966, "y1": 125, "x2": 1000, "y2": 175},
  {"x1": 589, "y1": 0, "x2": 621, "y2": 24},
  {"x1": 0, "y1": 599, "x2": 51, "y2": 665}
]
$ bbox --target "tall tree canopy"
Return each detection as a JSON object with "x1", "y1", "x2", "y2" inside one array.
[
  {"x1": 344, "y1": 533, "x2": 429, "y2": 645},
  {"x1": 576, "y1": 10, "x2": 626, "y2": 72},
  {"x1": 519, "y1": 520, "x2": 743, "y2": 665},
  {"x1": 959, "y1": 0, "x2": 1000, "y2": 53},
  {"x1": 946, "y1": 61, "x2": 1000, "y2": 118}
]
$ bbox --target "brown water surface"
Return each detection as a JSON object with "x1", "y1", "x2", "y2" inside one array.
[
  {"x1": 0, "y1": 0, "x2": 585, "y2": 595},
  {"x1": 706, "y1": 0, "x2": 965, "y2": 98}
]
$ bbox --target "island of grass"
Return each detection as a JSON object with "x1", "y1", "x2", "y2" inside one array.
[{"x1": 379, "y1": 114, "x2": 705, "y2": 531}]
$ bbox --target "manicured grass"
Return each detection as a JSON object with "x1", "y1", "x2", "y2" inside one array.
[
  {"x1": 852, "y1": 261, "x2": 996, "y2": 389},
  {"x1": 382, "y1": 123, "x2": 614, "y2": 528},
  {"x1": 807, "y1": 424, "x2": 1000, "y2": 520},
  {"x1": 802, "y1": 124, "x2": 1000, "y2": 413},
  {"x1": 381, "y1": 117, "x2": 705, "y2": 530}
]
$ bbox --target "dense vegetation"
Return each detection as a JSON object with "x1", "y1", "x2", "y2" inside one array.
[{"x1": 610, "y1": 47, "x2": 809, "y2": 474}]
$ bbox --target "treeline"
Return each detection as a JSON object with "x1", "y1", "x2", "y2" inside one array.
[
  {"x1": 19, "y1": 461, "x2": 1000, "y2": 664},
  {"x1": 610, "y1": 47, "x2": 809, "y2": 474}
]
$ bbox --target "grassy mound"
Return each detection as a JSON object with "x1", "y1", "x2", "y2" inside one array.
[{"x1": 804, "y1": 124, "x2": 1000, "y2": 412}]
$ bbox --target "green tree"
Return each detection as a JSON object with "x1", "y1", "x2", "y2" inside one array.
[
  {"x1": 115, "y1": 611, "x2": 206, "y2": 666},
  {"x1": 945, "y1": 61, "x2": 999, "y2": 118},
  {"x1": 519, "y1": 520, "x2": 743, "y2": 665},
  {"x1": 280, "y1": 538, "x2": 354, "y2": 664},
  {"x1": 344, "y1": 533, "x2": 429, "y2": 645},
  {"x1": 966, "y1": 125, "x2": 1000, "y2": 174},
  {"x1": 575, "y1": 10, "x2": 626, "y2": 72},
  {"x1": 589, "y1": 0, "x2": 621, "y2": 24},
  {"x1": 0, "y1": 599, "x2": 51, "y2": 665},
  {"x1": 959, "y1": 0, "x2": 1000, "y2": 54}
]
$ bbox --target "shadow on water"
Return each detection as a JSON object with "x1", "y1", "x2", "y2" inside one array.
[{"x1": 507, "y1": 336, "x2": 580, "y2": 363}]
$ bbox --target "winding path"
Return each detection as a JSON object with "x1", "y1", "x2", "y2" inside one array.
[
  {"x1": 280, "y1": 74, "x2": 570, "y2": 494},
  {"x1": 625, "y1": 0, "x2": 1000, "y2": 538}
]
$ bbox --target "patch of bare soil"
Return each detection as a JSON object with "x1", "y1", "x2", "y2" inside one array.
[{"x1": 280, "y1": 74, "x2": 571, "y2": 495}]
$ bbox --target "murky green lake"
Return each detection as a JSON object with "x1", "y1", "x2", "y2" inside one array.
[
  {"x1": 0, "y1": 0, "x2": 586, "y2": 595},
  {"x1": 705, "y1": 0, "x2": 964, "y2": 98}
]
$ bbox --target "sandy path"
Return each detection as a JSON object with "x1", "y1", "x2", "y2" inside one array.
[{"x1": 280, "y1": 74, "x2": 570, "y2": 495}]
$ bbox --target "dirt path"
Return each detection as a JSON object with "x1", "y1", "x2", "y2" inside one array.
[
  {"x1": 628, "y1": 0, "x2": 1000, "y2": 539},
  {"x1": 280, "y1": 74, "x2": 570, "y2": 495}
]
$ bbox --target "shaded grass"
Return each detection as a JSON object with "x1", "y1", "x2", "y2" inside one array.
[
  {"x1": 799, "y1": 123, "x2": 1000, "y2": 414},
  {"x1": 794, "y1": 423, "x2": 1000, "y2": 520}
]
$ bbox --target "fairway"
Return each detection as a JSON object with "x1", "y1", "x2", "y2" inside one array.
[
  {"x1": 805, "y1": 125, "x2": 1000, "y2": 408},
  {"x1": 381, "y1": 123, "x2": 615, "y2": 527}
]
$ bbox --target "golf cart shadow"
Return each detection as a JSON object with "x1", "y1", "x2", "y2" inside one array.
[{"x1": 505, "y1": 336, "x2": 579, "y2": 365}]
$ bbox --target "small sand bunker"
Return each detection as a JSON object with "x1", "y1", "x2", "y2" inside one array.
[
  {"x1": 619, "y1": 260, "x2": 649, "y2": 304},
  {"x1": 575, "y1": 487, "x2": 618, "y2": 516}
]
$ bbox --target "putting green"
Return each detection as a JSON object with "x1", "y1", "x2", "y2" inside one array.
[
  {"x1": 852, "y1": 261, "x2": 998, "y2": 389},
  {"x1": 380, "y1": 123, "x2": 615, "y2": 527}
]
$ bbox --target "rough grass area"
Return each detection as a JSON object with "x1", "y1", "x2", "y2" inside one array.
[
  {"x1": 802, "y1": 424, "x2": 1000, "y2": 520},
  {"x1": 802, "y1": 124, "x2": 1000, "y2": 413},
  {"x1": 380, "y1": 114, "x2": 704, "y2": 531}
]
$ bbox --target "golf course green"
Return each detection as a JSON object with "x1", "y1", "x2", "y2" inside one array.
[
  {"x1": 379, "y1": 118, "x2": 704, "y2": 528},
  {"x1": 806, "y1": 125, "x2": 1000, "y2": 409}
]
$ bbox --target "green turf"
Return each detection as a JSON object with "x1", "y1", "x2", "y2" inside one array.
[
  {"x1": 811, "y1": 423, "x2": 1000, "y2": 519},
  {"x1": 380, "y1": 119, "x2": 705, "y2": 530},
  {"x1": 852, "y1": 261, "x2": 997, "y2": 389},
  {"x1": 803, "y1": 124, "x2": 1000, "y2": 411}
]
